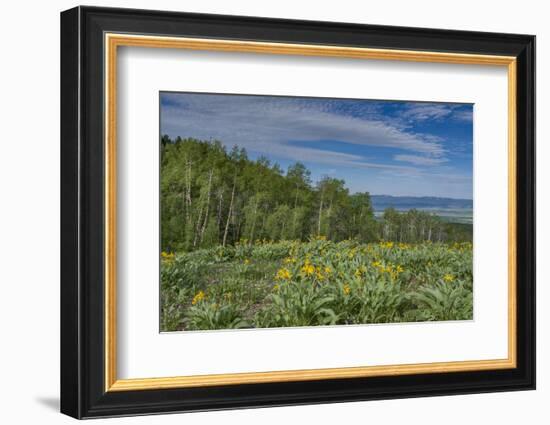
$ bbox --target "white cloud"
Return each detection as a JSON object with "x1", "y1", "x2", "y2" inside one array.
[
  {"x1": 452, "y1": 109, "x2": 474, "y2": 122},
  {"x1": 402, "y1": 103, "x2": 473, "y2": 123},
  {"x1": 402, "y1": 104, "x2": 453, "y2": 121},
  {"x1": 161, "y1": 94, "x2": 448, "y2": 164},
  {"x1": 393, "y1": 154, "x2": 449, "y2": 166}
]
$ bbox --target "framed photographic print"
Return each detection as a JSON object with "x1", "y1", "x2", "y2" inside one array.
[{"x1": 60, "y1": 6, "x2": 535, "y2": 419}]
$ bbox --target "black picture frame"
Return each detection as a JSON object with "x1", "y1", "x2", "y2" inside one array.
[{"x1": 61, "y1": 5, "x2": 535, "y2": 419}]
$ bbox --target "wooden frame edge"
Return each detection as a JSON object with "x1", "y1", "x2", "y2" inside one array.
[
  {"x1": 507, "y1": 59, "x2": 518, "y2": 369},
  {"x1": 104, "y1": 33, "x2": 518, "y2": 392},
  {"x1": 108, "y1": 358, "x2": 516, "y2": 391},
  {"x1": 105, "y1": 32, "x2": 118, "y2": 390}
]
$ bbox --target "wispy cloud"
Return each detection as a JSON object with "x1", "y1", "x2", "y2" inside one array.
[
  {"x1": 161, "y1": 93, "x2": 447, "y2": 161},
  {"x1": 452, "y1": 109, "x2": 474, "y2": 122},
  {"x1": 393, "y1": 154, "x2": 449, "y2": 166},
  {"x1": 160, "y1": 93, "x2": 473, "y2": 198},
  {"x1": 256, "y1": 143, "x2": 384, "y2": 170},
  {"x1": 402, "y1": 103, "x2": 473, "y2": 123}
]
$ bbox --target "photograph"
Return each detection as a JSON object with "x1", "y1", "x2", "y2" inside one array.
[
  {"x1": 57, "y1": 5, "x2": 535, "y2": 419},
  {"x1": 159, "y1": 92, "x2": 474, "y2": 332}
]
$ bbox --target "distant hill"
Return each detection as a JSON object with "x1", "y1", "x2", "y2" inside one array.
[{"x1": 371, "y1": 195, "x2": 473, "y2": 211}]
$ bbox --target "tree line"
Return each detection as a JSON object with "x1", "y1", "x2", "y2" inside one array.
[{"x1": 161, "y1": 137, "x2": 471, "y2": 252}]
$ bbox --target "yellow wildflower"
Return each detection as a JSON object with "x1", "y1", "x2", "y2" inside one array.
[
  {"x1": 192, "y1": 290, "x2": 205, "y2": 305},
  {"x1": 343, "y1": 283, "x2": 351, "y2": 295},
  {"x1": 273, "y1": 284, "x2": 280, "y2": 292},
  {"x1": 301, "y1": 260, "x2": 315, "y2": 276},
  {"x1": 161, "y1": 251, "x2": 175, "y2": 262},
  {"x1": 324, "y1": 266, "x2": 332, "y2": 274},
  {"x1": 275, "y1": 268, "x2": 292, "y2": 280},
  {"x1": 315, "y1": 267, "x2": 325, "y2": 281},
  {"x1": 443, "y1": 274, "x2": 454, "y2": 282},
  {"x1": 244, "y1": 258, "x2": 250, "y2": 265}
]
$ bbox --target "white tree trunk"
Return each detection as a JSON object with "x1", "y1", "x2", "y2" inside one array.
[{"x1": 222, "y1": 174, "x2": 237, "y2": 247}]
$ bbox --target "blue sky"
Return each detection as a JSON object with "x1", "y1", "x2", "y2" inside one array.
[{"x1": 160, "y1": 92, "x2": 473, "y2": 199}]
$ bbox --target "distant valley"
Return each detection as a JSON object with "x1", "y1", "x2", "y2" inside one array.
[{"x1": 371, "y1": 195, "x2": 473, "y2": 224}]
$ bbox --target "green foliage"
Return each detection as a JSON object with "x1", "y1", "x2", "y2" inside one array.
[
  {"x1": 408, "y1": 280, "x2": 473, "y2": 321},
  {"x1": 160, "y1": 239, "x2": 473, "y2": 331},
  {"x1": 161, "y1": 137, "x2": 470, "y2": 252},
  {"x1": 255, "y1": 283, "x2": 337, "y2": 328},
  {"x1": 160, "y1": 284, "x2": 188, "y2": 331},
  {"x1": 184, "y1": 302, "x2": 249, "y2": 330},
  {"x1": 333, "y1": 278, "x2": 407, "y2": 325}
]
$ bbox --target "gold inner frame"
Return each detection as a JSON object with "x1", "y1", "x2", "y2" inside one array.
[{"x1": 104, "y1": 33, "x2": 517, "y2": 392}]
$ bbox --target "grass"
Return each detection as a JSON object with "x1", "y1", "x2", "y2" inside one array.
[{"x1": 160, "y1": 237, "x2": 473, "y2": 332}]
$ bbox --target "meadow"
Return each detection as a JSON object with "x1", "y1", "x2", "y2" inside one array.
[{"x1": 160, "y1": 238, "x2": 473, "y2": 331}]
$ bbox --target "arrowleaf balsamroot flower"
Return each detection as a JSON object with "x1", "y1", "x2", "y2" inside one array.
[
  {"x1": 275, "y1": 267, "x2": 292, "y2": 281},
  {"x1": 443, "y1": 274, "x2": 455, "y2": 283},
  {"x1": 301, "y1": 260, "x2": 315, "y2": 276},
  {"x1": 192, "y1": 290, "x2": 206, "y2": 305}
]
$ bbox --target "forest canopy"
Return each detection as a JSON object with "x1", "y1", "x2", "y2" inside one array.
[{"x1": 161, "y1": 136, "x2": 471, "y2": 252}]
